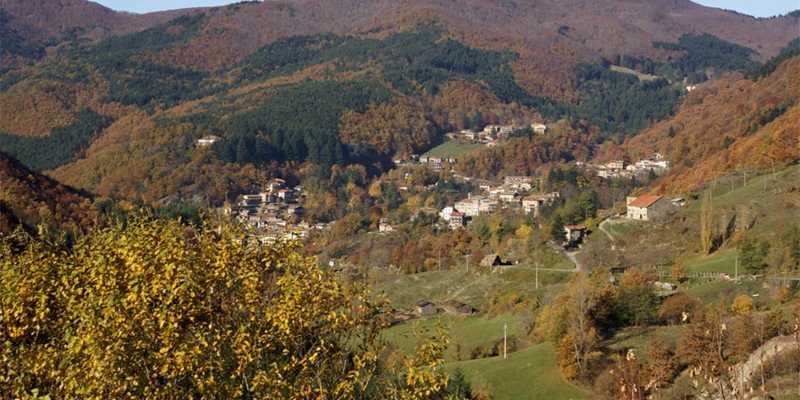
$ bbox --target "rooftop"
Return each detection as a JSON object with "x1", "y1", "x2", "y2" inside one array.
[{"x1": 628, "y1": 195, "x2": 663, "y2": 208}]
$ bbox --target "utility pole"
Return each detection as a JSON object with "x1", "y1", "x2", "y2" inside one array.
[
  {"x1": 503, "y1": 323, "x2": 508, "y2": 359},
  {"x1": 438, "y1": 250, "x2": 441, "y2": 272},
  {"x1": 535, "y1": 261, "x2": 539, "y2": 290},
  {"x1": 465, "y1": 254, "x2": 470, "y2": 274},
  {"x1": 743, "y1": 169, "x2": 747, "y2": 187},
  {"x1": 735, "y1": 255, "x2": 738, "y2": 283}
]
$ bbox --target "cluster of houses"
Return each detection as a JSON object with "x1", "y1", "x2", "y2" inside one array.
[
  {"x1": 582, "y1": 153, "x2": 670, "y2": 179},
  {"x1": 392, "y1": 154, "x2": 460, "y2": 171},
  {"x1": 448, "y1": 123, "x2": 547, "y2": 148},
  {"x1": 223, "y1": 178, "x2": 331, "y2": 243},
  {"x1": 438, "y1": 176, "x2": 560, "y2": 228}
]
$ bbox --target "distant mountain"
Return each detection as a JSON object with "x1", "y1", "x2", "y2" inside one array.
[
  {"x1": 0, "y1": 0, "x2": 797, "y2": 202},
  {"x1": 0, "y1": 151, "x2": 97, "y2": 234},
  {"x1": 0, "y1": 0, "x2": 196, "y2": 67}
]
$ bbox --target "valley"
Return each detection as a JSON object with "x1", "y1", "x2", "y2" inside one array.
[{"x1": 1, "y1": 0, "x2": 798, "y2": 399}]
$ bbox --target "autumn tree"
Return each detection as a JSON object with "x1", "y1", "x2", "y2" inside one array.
[
  {"x1": 730, "y1": 294, "x2": 755, "y2": 315},
  {"x1": 645, "y1": 340, "x2": 679, "y2": 397},
  {"x1": 659, "y1": 292, "x2": 702, "y2": 325},
  {"x1": 730, "y1": 314, "x2": 760, "y2": 362},
  {"x1": 670, "y1": 258, "x2": 687, "y2": 282},
  {"x1": 677, "y1": 310, "x2": 732, "y2": 397},
  {"x1": 0, "y1": 217, "x2": 452, "y2": 399},
  {"x1": 700, "y1": 189, "x2": 715, "y2": 255},
  {"x1": 545, "y1": 273, "x2": 604, "y2": 381}
]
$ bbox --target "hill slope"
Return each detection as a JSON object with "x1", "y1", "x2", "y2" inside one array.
[
  {"x1": 0, "y1": 151, "x2": 97, "y2": 234},
  {"x1": 0, "y1": 0, "x2": 797, "y2": 202},
  {"x1": 598, "y1": 53, "x2": 800, "y2": 193},
  {"x1": 0, "y1": 0, "x2": 195, "y2": 67}
]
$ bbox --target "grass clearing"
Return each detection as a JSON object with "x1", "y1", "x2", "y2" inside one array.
[
  {"x1": 604, "y1": 221, "x2": 638, "y2": 236},
  {"x1": 685, "y1": 166, "x2": 799, "y2": 237},
  {"x1": 683, "y1": 280, "x2": 774, "y2": 308},
  {"x1": 610, "y1": 65, "x2": 661, "y2": 81},
  {"x1": 384, "y1": 314, "x2": 524, "y2": 362},
  {"x1": 442, "y1": 342, "x2": 589, "y2": 400},
  {"x1": 684, "y1": 248, "x2": 738, "y2": 274},
  {"x1": 423, "y1": 140, "x2": 485, "y2": 158}
]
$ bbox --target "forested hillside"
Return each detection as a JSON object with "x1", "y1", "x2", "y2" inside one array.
[
  {"x1": 599, "y1": 51, "x2": 800, "y2": 193},
  {"x1": 0, "y1": 0, "x2": 195, "y2": 69},
  {"x1": 0, "y1": 0, "x2": 797, "y2": 203},
  {"x1": 0, "y1": 152, "x2": 97, "y2": 234}
]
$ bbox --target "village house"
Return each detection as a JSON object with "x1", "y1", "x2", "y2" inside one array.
[
  {"x1": 277, "y1": 189, "x2": 293, "y2": 201},
  {"x1": 241, "y1": 194, "x2": 265, "y2": 207},
  {"x1": 498, "y1": 191, "x2": 519, "y2": 203},
  {"x1": 441, "y1": 300, "x2": 476, "y2": 316},
  {"x1": 455, "y1": 195, "x2": 497, "y2": 217},
  {"x1": 379, "y1": 222, "x2": 398, "y2": 234},
  {"x1": 448, "y1": 211, "x2": 466, "y2": 229},
  {"x1": 531, "y1": 124, "x2": 547, "y2": 135},
  {"x1": 521, "y1": 197, "x2": 544, "y2": 217},
  {"x1": 564, "y1": 225, "x2": 587, "y2": 243},
  {"x1": 439, "y1": 206, "x2": 454, "y2": 221},
  {"x1": 626, "y1": 195, "x2": 672, "y2": 221},
  {"x1": 480, "y1": 254, "x2": 509, "y2": 267},
  {"x1": 196, "y1": 135, "x2": 221, "y2": 146},
  {"x1": 427, "y1": 156, "x2": 443, "y2": 171},
  {"x1": 416, "y1": 301, "x2": 438, "y2": 316},
  {"x1": 608, "y1": 160, "x2": 627, "y2": 170},
  {"x1": 269, "y1": 178, "x2": 286, "y2": 192}
]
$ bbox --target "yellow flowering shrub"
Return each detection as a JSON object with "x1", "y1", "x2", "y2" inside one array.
[{"x1": 1, "y1": 217, "x2": 398, "y2": 399}]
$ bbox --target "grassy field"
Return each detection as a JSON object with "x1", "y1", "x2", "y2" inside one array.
[
  {"x1": 683, "y1": 279, "x2": 775, "y2": 307},
  {"x1": 685, "y1": 166, "x2": 799, "y2": 237},
  {"x1": 442, "y1": 343, "x2": 589, "y2": 400},
  {"x1": 375, "y1": 265, "x2": 574, "y2": 312},
  {"x1": 610, "y1": 65, "x2": 660, "y2": 81},
  {"x1": 375, "y1": 270, "x2": 496, "y2": 311},
  {"x1": 423, "y1": 140, "x2": 485, "y2": 158},
  {"x1": 684, "y1": 248, "x2": 739, "y2": 274},
  {"x1": 604, "y1": 220, "x2": 639, "y2": 236},
  {"x1": 384, "y1": 313, "x2": 524, "y2": 362}
]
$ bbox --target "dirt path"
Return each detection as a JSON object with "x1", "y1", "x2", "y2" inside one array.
[
  {"x1": 598, "y1": 218, "x2": 616, "y2": 241},
  {"x1": 565, "y1": 250, "x2": 583, "y2": 272},
  {"x1": 448, "y1": 274, "x2": 488, "y2": 300}
]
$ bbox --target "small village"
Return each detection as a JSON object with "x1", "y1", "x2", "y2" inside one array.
[{"x1": 578, "y1": 153, "x2": 670, "y2": 179}]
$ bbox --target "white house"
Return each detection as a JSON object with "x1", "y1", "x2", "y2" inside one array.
[
  {"x1": 564, "y1": 225, "x2": 587, "y2": 243},
  {"x1": 521, "y1": 197, "x2": 544, "y2": 217},
  {"x1": 448, "y1": 211, "x2": 466, "y2": 229},
  {"x1": 439, "y1": 206, "x2": 454, "y2": 221},
  {"x1": 531, "y1": 124, "x2": 547, "y2": 135},
  {"x1": 197, "y1": 135, "x2": 221, "y2": 146}
]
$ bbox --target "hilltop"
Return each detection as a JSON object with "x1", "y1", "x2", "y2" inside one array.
[{"x1": 0, "y1": 0, "x2": 196, "y2": 68}]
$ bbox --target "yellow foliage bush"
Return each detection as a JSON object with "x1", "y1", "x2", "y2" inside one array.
[{"x1": 1, "y1": 217, "x2": 427, "y2": 399}]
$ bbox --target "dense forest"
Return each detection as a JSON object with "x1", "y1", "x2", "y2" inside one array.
[
  {"x1": 616, "y1": 33, "x2": 759, "y2": 83},
  {"x1": 0, "y1": 109, "x2": 113, "y2": 171}
]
